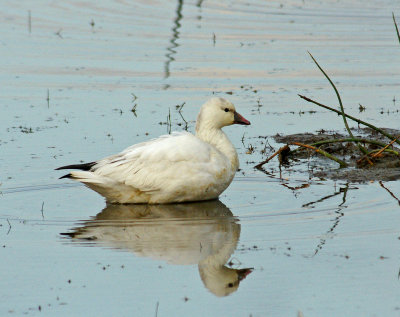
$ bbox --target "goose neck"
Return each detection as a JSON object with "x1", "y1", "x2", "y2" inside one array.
[{"x1": 196, "y1": 128, "x2": 239, "y2": 170}]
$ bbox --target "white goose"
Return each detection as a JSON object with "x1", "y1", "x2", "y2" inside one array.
[
  {"x1": 63, "y1": 201, "x2": 253, "y2": 297},
  {"x1": 56, "y1": 97, "x2": 250, "y2": 204}
]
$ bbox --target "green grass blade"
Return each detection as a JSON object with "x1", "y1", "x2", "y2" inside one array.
[
  {"x1": 308, "y1": 52, "x2": 369, "y2": 155},
  {"x1": 393, "y1": 12, "x2": 400, "y2": 45}
]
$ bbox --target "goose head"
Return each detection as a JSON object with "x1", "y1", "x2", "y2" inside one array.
[
  {"x1": 196, "y1": 97, "x2": 250, "y2": 132},
  {"x1": 199, "y1": 266, "x2": 253, "y2": 297}
]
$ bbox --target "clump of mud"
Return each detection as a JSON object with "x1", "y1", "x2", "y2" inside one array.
[{"x1": 272, "y1": 128, "x2": 400, "y2": 182}]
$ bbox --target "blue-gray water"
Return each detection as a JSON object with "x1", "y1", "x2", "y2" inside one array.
[{"x1": 1, "y1": 0, "x2": 400, "y2": 316}]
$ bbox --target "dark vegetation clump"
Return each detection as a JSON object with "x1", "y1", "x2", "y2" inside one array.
[{"x1": 255, "y1": 14, "x2": 400, "y2": 181}]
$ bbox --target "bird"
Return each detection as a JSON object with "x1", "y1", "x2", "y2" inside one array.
[
  {"x1": 56, "y1": 97, "x2": 250, "y2": 204},
  {"x1": 62, "y1": 200, "x2": 253, "y2": 296}
]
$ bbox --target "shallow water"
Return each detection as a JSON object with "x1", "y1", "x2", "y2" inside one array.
[{"x1": 1, "y1": 0, "x2": 400, "y2": 316}]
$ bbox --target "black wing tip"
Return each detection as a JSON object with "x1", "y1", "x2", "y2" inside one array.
[
  {"x1": 59, "y1": 173, "x2": 73, "y2": 179},
  {"x1": 55, "y1": 162, "x2": 96, "y2": 171},
  {"x1": 60, "y1": 232, "x2": 74, "y2": 237}
]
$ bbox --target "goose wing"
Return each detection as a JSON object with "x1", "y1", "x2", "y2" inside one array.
[{"x1": 91, "y1": 132, "x2": 227, "y2": 192}]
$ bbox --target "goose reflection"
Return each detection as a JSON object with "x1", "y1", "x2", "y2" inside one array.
[{"x1": 62, "y1": 200, "x2": 252, "y2": 297}]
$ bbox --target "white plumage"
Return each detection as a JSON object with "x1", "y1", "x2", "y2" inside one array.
[
  {"x1": 56, "y1": 97, "x2": 250, "y2": 204},
  {"x1": 63, "y1": 201, "x2": 253, "y2": 296}
]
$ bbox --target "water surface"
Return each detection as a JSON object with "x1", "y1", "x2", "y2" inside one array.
[{"x1": 1, "y1": 0, "x2": 400, "y2": 316}]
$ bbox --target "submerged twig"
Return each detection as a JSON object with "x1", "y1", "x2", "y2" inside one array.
[
  {"x1": 379, "y1": 181, "x2": 400, "y2": 206},
  {"x1": 6, "y1": 219, "x2": 11, "y2": 235},
  {"x1": 255, "y1": 145, "x2": 289, "y2": 169},
  {"x1": 298, "y1": 94, "x2": 400, "y2": 146},
  {"x1": 255, "y1": 141, "x2": 348, "y2": 169},
  {"x1": 369, "y1": 148, "x2": 399, "y2": 157},
  {"x1": 302, "y1": 186, "x2": 344, "y2": 208},
  {"x1": 313, "y1": 184, "x2": 348, "y2": 256},
  {"x1": 308, "y1": 52, "x2": 369, "y2": 156},
  {"x1": 357, "y1": 148, "x2": 400, "y2": 165},
  {"x1": 282, "y1": 183, "x2": 310, "y2": 191},
  {"x1": 130, "y1": 93, "x2": 138, "y2": 117},
  {"x1": 310, "y1": 138, "x2": 395, "y2": 150},
  {"x1": 357, "y1": 135, "x2": 400, "y2": 164},
  {"x1": 177, "y1": 102, "x2": 188, "y2": 130},
  {"x1": 288, "y1": 138, "x2": 400, "y2": 159},
  {"x1": 289, "y1": 142, "x2": 348, "y2": 168},
  {"x1": 167, "y1": 108, "x2": 171, "y2": 134},
  {"x1": 131, "y1": 104, "x2": 138, "y2": 117},
  {"x1": 370, "y1": 135, "x2": 400, "y2": 158}
]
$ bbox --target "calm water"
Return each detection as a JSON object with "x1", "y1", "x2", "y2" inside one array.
[{"x1": 1, "y1": 0, "x2": 400, "y2": 316}]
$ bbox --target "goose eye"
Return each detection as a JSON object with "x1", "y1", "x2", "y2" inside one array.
[
  {"x1": 224, "y1": 108, "x2": 229, "y2": 112},
  {"x1": 227, "y1": 283, "x2": 234, "y2": 288}
]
